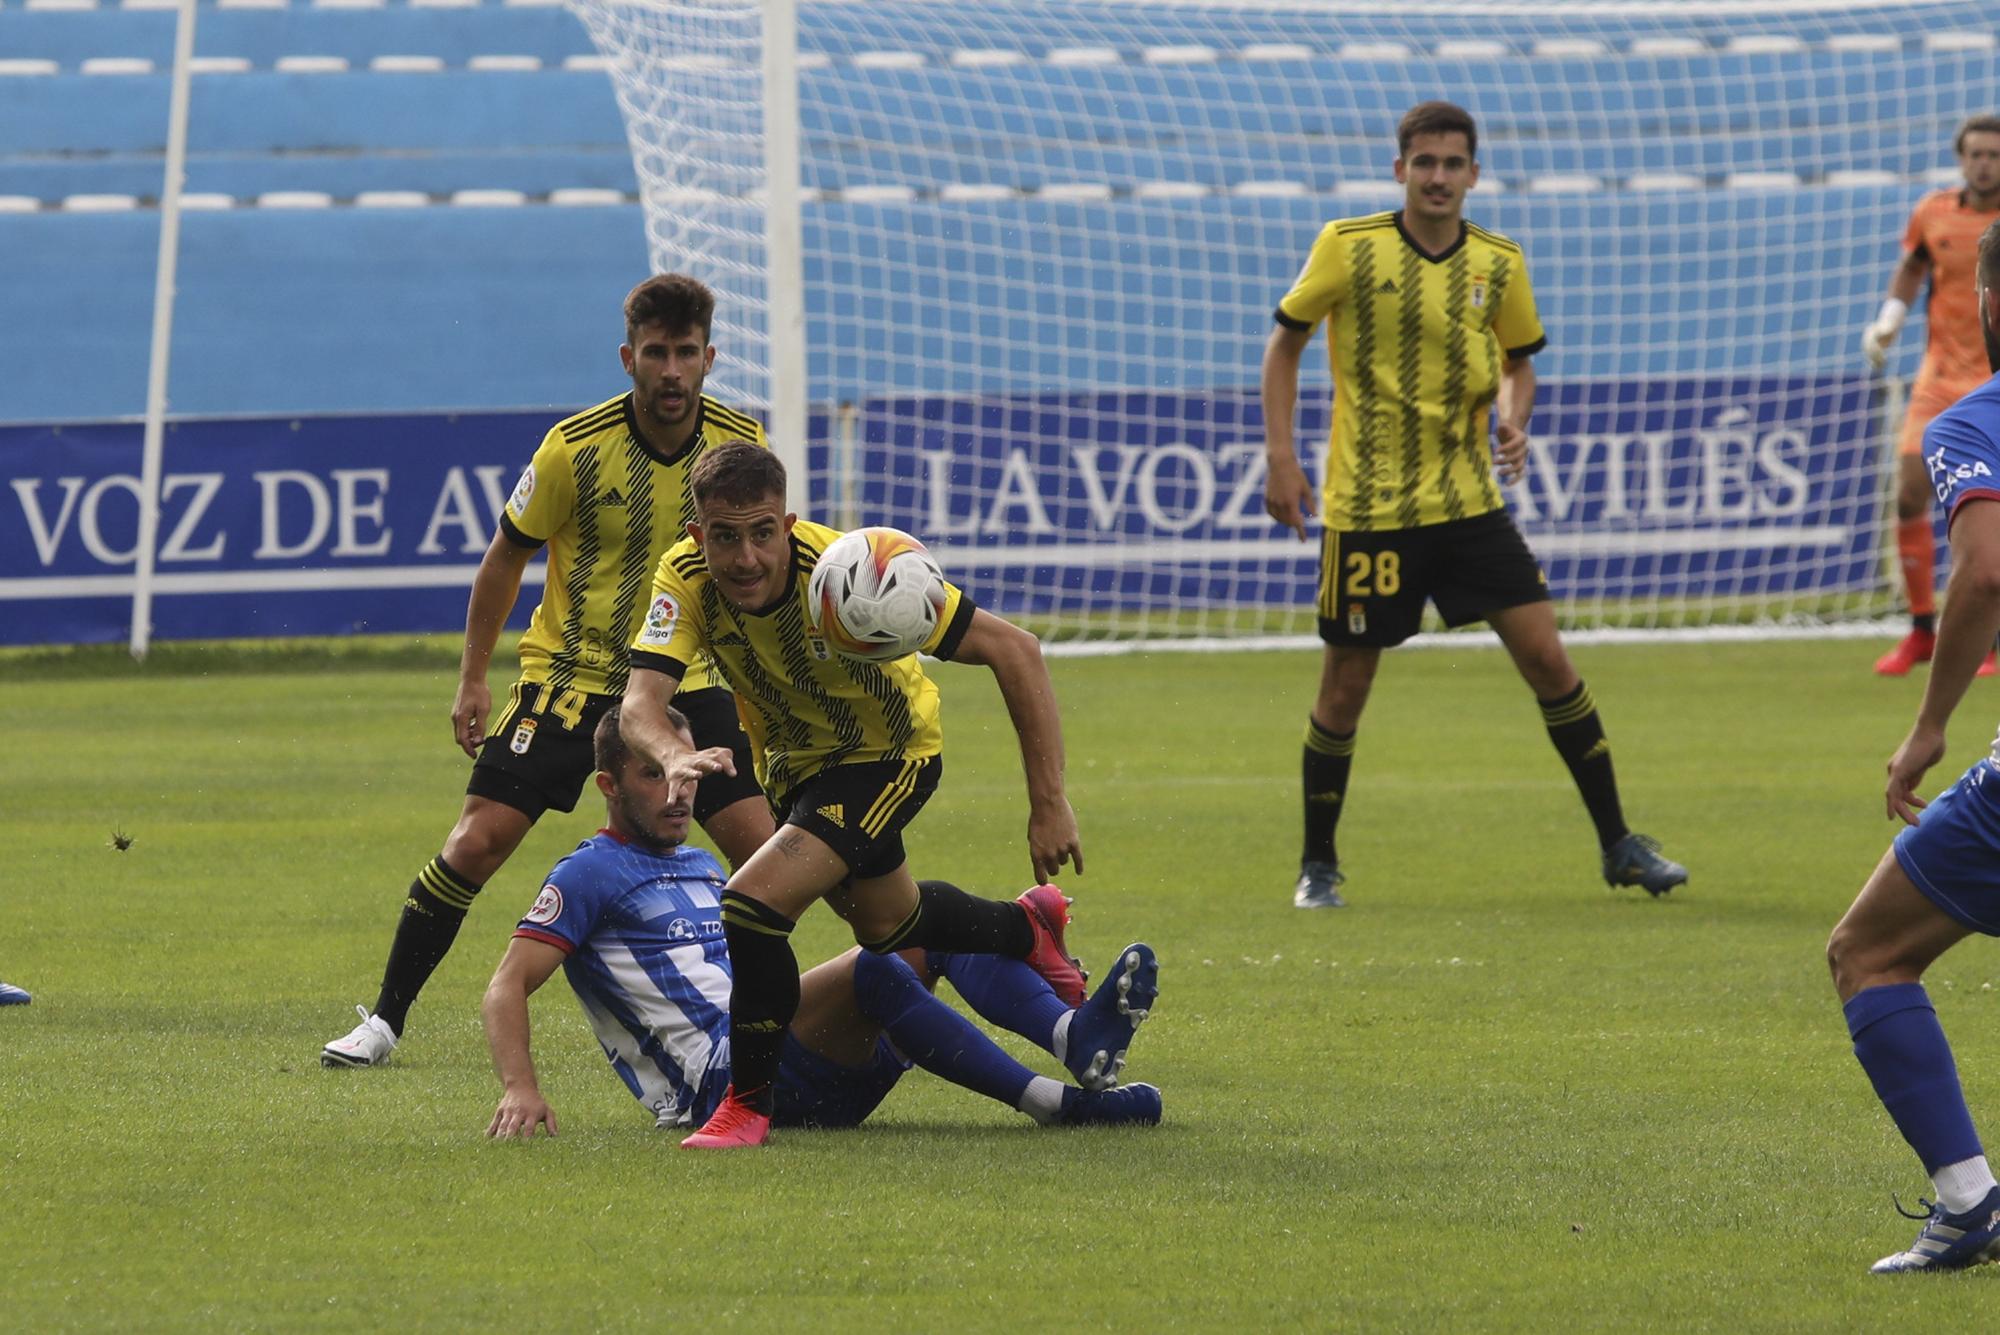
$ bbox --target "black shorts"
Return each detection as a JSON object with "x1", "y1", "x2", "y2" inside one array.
[
  {"x1": 1316, "y1": 510, "x2": 1550, "y2": 648},
  {"x1": 772, "y1": 756, "x2": 942, "y2": 880},
  {"x1": 468, "y1": 682, "x2": 760, "y2": 824}
]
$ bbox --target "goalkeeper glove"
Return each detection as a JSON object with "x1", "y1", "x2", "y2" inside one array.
[{"x1": 1862, "y1": 297, "x2": 1908, "y2": 372}]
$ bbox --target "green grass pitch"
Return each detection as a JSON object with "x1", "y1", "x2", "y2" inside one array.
[{"x1": 9, "y1": 636, "x2": 2000, "y2": 1328}]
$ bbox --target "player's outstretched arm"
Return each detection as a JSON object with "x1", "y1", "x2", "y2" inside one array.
[
  {"x1": 1889, "y1": 499, "x2": 2000, "y2": 823},
  {"x1": 1862, "y1": 251, "x2": 1928, "y2": 371},
  {"x1": 621, "y1": 665, "x2": 735, "y2": 788},
  {"x1": 1260, "y1": 323, "x2": 1319, "y2": 541},
  {"x1": 482, "y1": 936, "x2": 567, "y2": 1139},
  {"x1": 453, "y1": 531, "x2": 537, "y2": 758},
  {"x1": 1493, "y1": 356, "x2": 1538, "y2": 485},
  {"x1": 948, "y1": 609, "x2": 1082, "y2": 882}
]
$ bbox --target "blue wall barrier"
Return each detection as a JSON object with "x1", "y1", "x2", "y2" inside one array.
[{"x1": 2, "y1": 375, "x2": 1880, "y2": 646}]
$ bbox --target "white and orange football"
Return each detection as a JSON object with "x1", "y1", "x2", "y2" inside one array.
[{"x1": 807, "y1": 526, "x2": 948, "y2": 662}]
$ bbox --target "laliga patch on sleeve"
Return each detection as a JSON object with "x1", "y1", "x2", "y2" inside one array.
[
  {"x1": 525, "y1": 883, "x2": 564, "y2": 925},
  {"x1": 636, "y1": 591, "x2": 680, "y2": 647},
  {"x1": 507, "y1": 463, "x2": 537, "y2": 517}
]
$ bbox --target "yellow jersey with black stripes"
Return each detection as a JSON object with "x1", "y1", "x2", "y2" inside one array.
[
  {"x1": 627, "y1": 520, "x2": 977, "y2": 800},
  {"x1": 500, "y1": 391, "x2": 767, "y2": 697},
  {"x1": 1276, "y1": 210, "x2": 1546, "y2": 531}
]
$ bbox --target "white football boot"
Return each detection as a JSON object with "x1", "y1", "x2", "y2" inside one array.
[{"x1": 321, "y1": 1005, "x2": 398, "y2": 1068}]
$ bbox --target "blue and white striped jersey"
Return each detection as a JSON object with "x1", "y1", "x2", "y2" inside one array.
[{"x1": 514, "y1": 831, "x2": 733, "y2": 1127}]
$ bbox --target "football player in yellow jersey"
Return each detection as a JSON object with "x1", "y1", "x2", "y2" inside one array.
[
  {"x1": 620, "y1": 441, "x2": 1087, "y2": 1148},
  {"x1": 322, "y1": 275, "x2": 777, "y2": 1068},
  {"x1": 1260, "y1": 101, "x2": 1686, "y2": 911}
]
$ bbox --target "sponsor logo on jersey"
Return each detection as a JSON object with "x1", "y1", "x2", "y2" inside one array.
[
  {"x1": 510, "y1": 717, "x2": 538, "y2": 754},
  {"x1": 1927, "y1": 444, "x2": 1995, "y2": 504},
  {"x1": 598, "y1": 487, "x2": 625, "y2": 507},
  {"x1": 665, "y1": 916, "x2": 725, "y2": 943},
  {"x1": 525, "y1": 882, "x2": 564, "y2": 925},
  {"x1": 714, "y1": 631, "x2": 750, "y2": 648},
  {"x1": 507, "y1": 463, "x2": 536, "y2": 516},
  {"x1": 1376, "y1": 278, "x2": 1398, "y2": 295},
  {"x1": 816, "y1": 803, "x2": 845, "y2": 828},
  {"x1": 638, "y1": 592, "x2": 681, "y2": 647}
]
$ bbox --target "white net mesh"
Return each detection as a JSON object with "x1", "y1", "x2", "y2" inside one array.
[{"x1": 567, "y1": 0, "x2": 1999, "y2": 641}]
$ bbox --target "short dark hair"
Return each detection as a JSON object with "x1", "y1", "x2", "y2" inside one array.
[
  {"x1": 690, "y1": 439, "x2": 787, "y2": 512},
  {"x1": 594, "y1": 701, "x2": 690, "y2": 778},
  {"x1": 1981, "y1": 219, "x2": 2000, "y2": 294},
  {"x1": 1397, "y1": 101, "x2": 1478, "y2": 159},
  {"x1": 1957, "y1": 115, "x2": 2000, "y2": 156},
  {"x1": 624, "y1": 274, "x2": 716, "y2": 347}
]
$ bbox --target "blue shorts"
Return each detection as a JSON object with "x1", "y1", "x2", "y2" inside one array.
[
  {"x1": 772, "y1": 1032, "x2": 911, "y2": 1129},
  {"x1": 1894, "y1": 759, "x2": 2000, "y2": 934}
]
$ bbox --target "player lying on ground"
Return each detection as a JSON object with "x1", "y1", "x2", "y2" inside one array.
[
  {"x1": 621, "y1": 441, "x2": 1089, "y2": 1148},
  {"x1": 1829, "y1": 219, "x2": 2000, "y2": 1273},
  {"x1": 482, "y1": 707, "x2": 1160, "y2": 1137}
]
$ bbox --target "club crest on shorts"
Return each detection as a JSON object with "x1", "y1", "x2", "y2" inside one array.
[
  {"x1": 525, "y1": 882, "x2": 563, "y2": 925},
  {"x1": 510, "y1": 717, "x2": 538, "y2": 754},
  {"x1": 1347, "y1": 602, "x2": 1366, "y2": 635}
]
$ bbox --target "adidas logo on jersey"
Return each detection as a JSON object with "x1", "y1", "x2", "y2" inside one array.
[
  {"x1": 598, "y1": 487, "x2": 626, "y2": 506},
  {"x1": 816, "y1": 803, "x2": 845, "y2": 828},
  {"x1": 1376, "y1": 278, "x2": 1399, "y2": 295}
]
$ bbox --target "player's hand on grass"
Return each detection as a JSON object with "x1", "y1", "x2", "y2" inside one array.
[
  {"x1": 453, "y1": 679, "x2": 493, "y2": 758},
  {"x1": 1028, "y1": 796, "x2": 1083, "y2": 884},
  {"x1": 1494, "y1": 421, "x2": 1529, "y2": 485},
  {"x1": 1264, "y1": 455, "x2": 1316, "y2": 541},
  {"x1": 488, "y1": 1087, "x2": 559, "y2": 1140},
  {"x1": 1885, "y1": 723, "x2": 1946, "y2": 825}
]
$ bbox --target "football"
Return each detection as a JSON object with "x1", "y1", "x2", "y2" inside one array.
[{"x1": 807, "y1": 527, "x2": 949, "y2": 662}]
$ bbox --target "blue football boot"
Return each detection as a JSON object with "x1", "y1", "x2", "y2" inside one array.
[
  {"x1": 1602, "y1": 833, "x2": 1687, "y2": 896},
  {"x1": 1065, "y1": 943, "x2": 1157, "y2": 1091},
  {"x1": 1871, "y1": 1187, "x2": 2000, "y2": 1273},
  {"x1": 1058, "y1": 1082, "x2": 1162, "y2": 1127}
]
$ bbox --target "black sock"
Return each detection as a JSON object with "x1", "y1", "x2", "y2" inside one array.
[
  {"x1": 1539, "y1": 681, "x2": 1628, "y2": 852},
  {"x1": 1915, "y1": 613, "x2": 1937, "y2": 634},
  {"x1": 1301, "y1": 717, "x2": 1355, "y2": 867},
  {"x1": 719, "y1": 891, "x2": 800, "y2": 1116},
  {"x1": 372, "y1": 855, "x2": 482, "y2": 1036},
  {"x1": 863, "y1": 880, "x2": 1034, "y2": 957}
]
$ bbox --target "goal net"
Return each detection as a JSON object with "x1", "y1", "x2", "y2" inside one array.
[{"x1": 568, "y1": 0, "x2": 1998, "y2": 644}]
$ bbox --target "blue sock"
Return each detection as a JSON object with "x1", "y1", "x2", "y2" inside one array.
[
  {"x1": 851, "y1": 950, "x2": 1035, "y2": 1108},
  {"x1": 932, "y1": 950, "x2": 1070, "y2": 1055},
  {"x1": 1845, "y1": 983, "x2": 1984, "y2": 1175}
]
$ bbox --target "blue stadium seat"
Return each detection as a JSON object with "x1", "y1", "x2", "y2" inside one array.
[{"x1": 0, "y1": 8, "x2": 595, "y2": 68}]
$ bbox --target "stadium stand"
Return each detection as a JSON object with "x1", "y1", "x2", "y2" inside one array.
[{"x1": 0, "y1": 0, "x2": 1988, "y2": 420}]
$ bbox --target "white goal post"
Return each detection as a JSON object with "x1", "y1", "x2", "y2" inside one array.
[{"x1": 568, "y1": 0, "x2": 1998, "y2": 644}]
